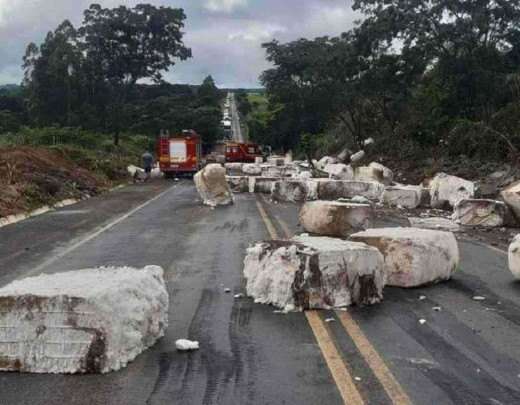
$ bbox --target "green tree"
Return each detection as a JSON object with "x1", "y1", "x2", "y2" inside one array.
[
  {"x1": 352, "y1": 0, "x2": 520, "y2": 122},
  {"x1": 198, "y1": 75, "x2": 221, "y2": 106},
  {"x1": 23, "y1": 20, "x2": 82, "y2": 126},
  {"x1": 260, "y1": 37, "x2": 341, "y2": 151},
  {"x1": 78, "y1": 3, "x2": 192, "y2": 144},
  {"x1": 0, "y1": 111, "x2": 21, "y2": 133},
  {"x1": 235, "y1": 91, "x2": 252, "y2": 116}
]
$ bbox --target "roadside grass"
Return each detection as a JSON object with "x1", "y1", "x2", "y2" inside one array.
[
  {"x1": 0, "y1": 127, "x2": 155, "y2": 217},
  {"x1": 248, "y1": 93, "x2": 268, "y2": 115},
  {"x1": 0, "y1": 127, "x2": 154, "y2": 180}
]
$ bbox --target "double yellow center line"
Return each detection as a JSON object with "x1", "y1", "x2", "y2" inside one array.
[{"x1": 255, "y1": 197, "x2": 412, "y2": 405}]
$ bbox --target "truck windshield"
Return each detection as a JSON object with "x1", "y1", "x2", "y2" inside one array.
[{"x1": 170, "y1": 141, "x2": 187, "y2": 161}]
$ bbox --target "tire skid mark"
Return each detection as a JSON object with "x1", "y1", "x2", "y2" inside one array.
[
  {"x1": 379, "y1": 293, "x2": 520, "y2": 404},
  {"x1": 447, "y1": 273, "x2": 520, "y2": 327}
]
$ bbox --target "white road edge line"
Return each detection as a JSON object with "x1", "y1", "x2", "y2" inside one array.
[
  {"x1": 24, "y1": 185, "x2": 176, "y2": 277},
  {"x1": 0, "y1": 184, "x2": 129, "y2": 229}
]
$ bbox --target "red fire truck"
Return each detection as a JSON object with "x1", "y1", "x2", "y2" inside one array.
[
  {"x1": 157, "y1": 130, "x2": 202, "y2": 177},
  {"x1": 225, "y1": 142, "x2": 263, "y2": 163}
]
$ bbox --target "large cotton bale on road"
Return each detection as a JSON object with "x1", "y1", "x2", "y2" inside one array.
[
  {"x1": 242, "y1": 164, "x2": 262, "y2": 176},
  {"x1": 369, "y1": 162, "x2": 394, "y2": 185},
  {"x1": 224, "y1": 162, "x2": 244, "y2": 174},
  {"x1": 248, "y1": 177, "x2": 279, "y2": 194},
  {"x1": 299, "y1": 201, "x2": 373, "y2": 237},
  {"x1": 508, "y1": 234, "x2": 520, "y2": 280},
  {"x1": 351, "y1": 227, "x2": 459, "y2": 287},
  {"x1": 0, "y1": 266, "x2": 168, "y2": 374},
  {"x1": 382, "y1": 185, "x2": 424, "y2": 209},
  {"x1": 501, "y1": 181, "x2": 520, "y2": 222},
  {"x1": 194, "y1": 164, "x2": 234, "y2": 207},
  {"x1": 354, "y1": 166, "x2": 384, "y2": 183},
  {"x1": 262, "y1": 165, "x2": 284, "y2": 178},
  {"x1": 267, "y1": 156, "x2": 285, "y2": 166},
  {"x1": 323, "y1": 163, "x2": 354, "y2": 180},
  {"x1": 429, "y1": 173, "x2": 475, "y2": 209},
  {"x1": 316, "y1": 180, "x2": 385, "y2": 201},
  {"x1": 317, "y1": 156, "x2": 337, "y2": 170},
  {"x1": 452, "y1": 199, "x2": 506, "y2": 227},
  {"x1": 244, "y1": 237, "x2": 385, "y2": 311},
  {"x1": 271, "y1": 180, "x2": 318, "y2": 202},
  {"x1": 226, "y1": 176, "x2": 249, "y2": 193}
]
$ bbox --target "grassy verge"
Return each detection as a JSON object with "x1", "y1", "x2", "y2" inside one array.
[{"x1": 0, "y1": 127, "x2": 154, "y2": 216}]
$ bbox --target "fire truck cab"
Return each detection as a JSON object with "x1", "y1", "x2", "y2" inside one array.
[
  {"x1": 157, "y1": 130, "x2": 202, "y2": 177},
  {"x1": 225, "y1": 142, "x2": 262, "y2": 163}
]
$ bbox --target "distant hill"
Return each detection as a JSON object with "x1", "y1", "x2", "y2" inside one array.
[
  {"x1": 223, "y1": 88, "x2": 265, "y2": 94},
  {"x1": 0, "y1": 84, "x2": 20, "y2": 90},
  {"x1": 0, "y1": 84, "x2": 22, "y2": 96}
]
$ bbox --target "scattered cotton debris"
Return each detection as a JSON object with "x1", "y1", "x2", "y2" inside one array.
[{"x1": 176, "y1": 339, "x2": 200, "y2": 351}]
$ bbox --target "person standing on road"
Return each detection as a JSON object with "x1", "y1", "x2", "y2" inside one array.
[{"x1": 142, "y1": 151, "x2": 154, "y2": 182}]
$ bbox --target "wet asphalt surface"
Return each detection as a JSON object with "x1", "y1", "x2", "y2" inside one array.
[
  {"x1": 1, "y1": 180, "x2": 520, "y2": 404},
  {"x1": 229, "y1": 93, "x2": 244, "y2": 142}
]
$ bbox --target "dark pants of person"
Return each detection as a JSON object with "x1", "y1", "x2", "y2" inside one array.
[{"x1": 144, "y1": 166, "x2": 152, "y2": 181}]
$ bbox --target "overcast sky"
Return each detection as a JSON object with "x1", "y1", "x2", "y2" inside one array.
[{"x1": 0, "y1": 0, "x2": 359, "y2": 88}]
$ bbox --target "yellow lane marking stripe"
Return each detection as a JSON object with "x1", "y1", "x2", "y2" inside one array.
[
  {"x1": 260, "y1": 195, "x2": 293, "y2": 238},
  {"x1": 275, "y1": 215, "x2": 292, "y2": 238},
  {"x1": 306, "y1": 311, "x2": 365, "y2": 405},
  {"x1": 257, "y1": 197, "x2": 411, "y2": 403},
  {"x1": 256, "y1": 199, "x2": 280, "y2": 239},
  {"x1": 337, "y1": 312, "x2": 412, "y2": 405},
  {"x1": 255, "y1": 198, "x2": 364, "y2": 404}
]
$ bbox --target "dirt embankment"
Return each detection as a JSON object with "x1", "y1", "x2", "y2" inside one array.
[{"x1": 0, "y1": 147, "x2": 111, "y2": 217}]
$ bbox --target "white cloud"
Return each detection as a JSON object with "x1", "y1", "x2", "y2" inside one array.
[
  {"x1": 0, "y1": 0, "x2": 359, "y2": 87},
  {"x1": 303, "y1": 3, "x2": 360, "y2": 37},
  {"x1": 228, "y1": 22, "x2": 286, "y2": 42},
  {"x1": 204, "y1": 0, "x2": 247, "y2": 13},
  {"x1": 0, "y1": 0, "x2": 17, "y2": 27}
]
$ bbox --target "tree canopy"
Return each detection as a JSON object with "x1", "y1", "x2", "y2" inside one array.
[
  {"x1": 256, "y1": 0, "x2": 520, "y2": 160},
  {"x1": 20, "y1": 3, "x2": 212, "y2": 145}
]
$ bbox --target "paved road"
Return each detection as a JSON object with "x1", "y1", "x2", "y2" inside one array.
[
  {"x1": 1, "y1": 181, "x2": 520, "y2": 404},
  {"x1": 229, "y1": 93, "x2": 244, "y2": 142}
]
